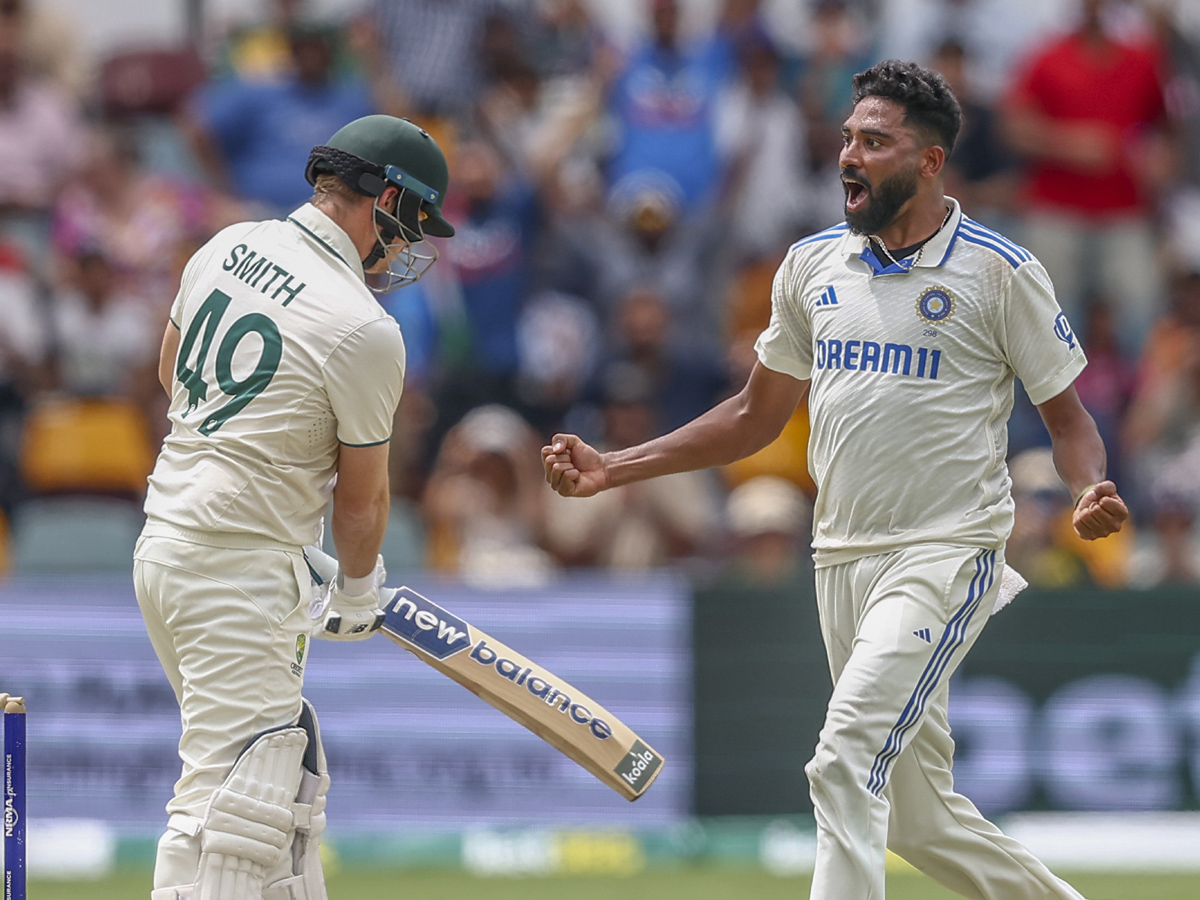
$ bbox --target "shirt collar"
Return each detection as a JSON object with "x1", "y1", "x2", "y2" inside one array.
[
  {"x1": 839, "y1": 196, "x2": 963, "y2": 276},
  {"x1": 286, "y1": 202, "x2": 365, "y2": 282}
]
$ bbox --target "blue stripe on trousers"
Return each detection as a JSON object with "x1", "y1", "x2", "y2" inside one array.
[{"x1": 866, "y1": 549, "x2": 996, "y2": 796}]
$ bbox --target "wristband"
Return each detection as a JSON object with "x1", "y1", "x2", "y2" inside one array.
[
  {"x1": 337, "y1": 572, "x2": 376, "y2": 596},
  {"x1": 1073, "y1": 483, "x2": 1098, "y2": 509}
]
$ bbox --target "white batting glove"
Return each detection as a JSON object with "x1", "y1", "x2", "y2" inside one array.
[{"x1": 306, "y1": 551, "x2": 388, "y2": 641}]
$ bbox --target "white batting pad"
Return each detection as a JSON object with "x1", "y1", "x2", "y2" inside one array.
[
  {"x1": 194, "y1": 726, "x2": 308, "y2": 900},
  {"x1": 264, "y1": 698, "x2": 330, "y2": 900}
]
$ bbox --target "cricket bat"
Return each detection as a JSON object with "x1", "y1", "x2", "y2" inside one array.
[{"x1": 378, "y1": 586, "x2": 664, "y2": 801}]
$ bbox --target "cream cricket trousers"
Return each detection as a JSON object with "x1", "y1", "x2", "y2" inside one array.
[
  {"x1": 133, "y1": 533, "x2": 315, "y2": 892},
  {"x1": 807, "y1": 544, "x2": 1086, "y2": 900}
]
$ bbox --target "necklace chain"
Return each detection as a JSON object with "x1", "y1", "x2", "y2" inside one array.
[{"x1": 870, "y1": 205, "x2": 953, "y2": 271}]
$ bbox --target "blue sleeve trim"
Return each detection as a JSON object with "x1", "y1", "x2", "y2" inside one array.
[
  {"x1": 958, "y1": 233, "x2": 1022, "y2": 269},
  {"x1": 790, "y1": 223, "x2": 850, "y2": 251},
  {"x1": 960, "y1": 220, "x2": 1032, "y2": 262}
]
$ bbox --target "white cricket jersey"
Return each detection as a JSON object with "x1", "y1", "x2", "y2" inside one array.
[
  {"x1": 143, "y1": 203, "x2": 406, "y2": 548},
  {"x1": 755, "y1": 198, "x2": 1085, "y2": 567}
]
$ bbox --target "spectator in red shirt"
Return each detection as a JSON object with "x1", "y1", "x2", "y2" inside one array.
[{"x1": 1002, "y1": 0, "x2": 1172, "y2": 356}]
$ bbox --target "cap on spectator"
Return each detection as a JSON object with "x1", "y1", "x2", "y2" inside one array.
[
  {"x1": 727, "y1": 476, "x2": 811, "y2": 539},
  {"x1": 1009, "y1": 448, "x2": 1064, "y2": 497},
  {"x1": 458, "y1": 404, "x2": 530, "y2": 455},
  {"x1": 607, "y1": 169, "x2": 683, "y2": 229}
]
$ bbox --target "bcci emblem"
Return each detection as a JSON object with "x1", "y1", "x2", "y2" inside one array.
[
  {"x1": 916, "y1": 286, "x2": 955, "y2": 325},
  {"x1": 292, "y1": 634, "x2": 307, "y2": 677}
]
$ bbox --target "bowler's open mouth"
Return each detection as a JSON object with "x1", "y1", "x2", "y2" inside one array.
[{"x1": 842, "y1": 175, "x2": 869, "y2": 212}]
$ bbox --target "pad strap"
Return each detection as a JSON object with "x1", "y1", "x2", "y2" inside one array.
[{"x1": 167, "y1": 813, "x2": 203, "y2": 838}]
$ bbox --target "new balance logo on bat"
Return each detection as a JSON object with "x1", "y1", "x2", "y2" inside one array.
[
  {"x1": 816, "y1": 285, "x2": 839, "y2": 308},
  {"x1": 383, "y1": 590, "x2": 616, "y2": 743},
  {"x1": 385, "y1": 590, "x2": 472, "y2": 660},
  {"x1": 469, "y1": 641, "x2": 614, "y2": 741},
  {"x1": 913, "y1": 628, "x2": 932, "y2": 643}
]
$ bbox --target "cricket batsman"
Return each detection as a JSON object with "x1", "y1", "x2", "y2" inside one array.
[{"x1": 133, "y1": 114, "x2": 454, "y2": 900}]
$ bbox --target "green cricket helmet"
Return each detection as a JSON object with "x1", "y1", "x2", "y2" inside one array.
[{"x1": 305, "y1": 114, "x2": 455, "y2": 239}]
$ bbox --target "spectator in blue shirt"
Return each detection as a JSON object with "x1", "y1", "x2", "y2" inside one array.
[
  {"x1": 446, "y1": 138, "x2": 538, "y2": 383},
  {"x1": 185, "y1": 24, "x2": 375, "y2": 215},
  {"x1": 606, "y1": 0, "x2": 733, "y2": 211},
  {"x1": 425, "y1": 137, "x2": 541, "y2": 453}
]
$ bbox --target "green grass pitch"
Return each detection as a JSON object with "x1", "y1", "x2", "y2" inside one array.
[{"x1": 26, "y1": 869, "x2": 1200, "y2": 899}]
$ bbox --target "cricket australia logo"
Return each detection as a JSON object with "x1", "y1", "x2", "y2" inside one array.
[
  {"x1": 291, "y1": 633, "x2": 307, "y2": 677},
  {"x1": 916, "y1": 286, "x2": 955, "y2": 325},
  {"x1": 1054, "y1": 312, "x2": 1076, "y2": 350}
]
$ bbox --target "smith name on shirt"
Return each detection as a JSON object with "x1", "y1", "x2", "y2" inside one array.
[
  {"x1": 815, "y1": 338, "x2": 942, "y2": 380},
  {"x1": 222, "y1": 243, "x2": 308, "y2": 306}
]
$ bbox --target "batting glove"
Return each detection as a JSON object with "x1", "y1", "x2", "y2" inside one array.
[{"x1": 310, "y1": 552, "x2": 388, "y2": 641}]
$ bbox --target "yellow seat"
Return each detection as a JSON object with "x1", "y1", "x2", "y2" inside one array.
[{"x1": 20, "y1": 398, "x2": 155, "y2": 497}]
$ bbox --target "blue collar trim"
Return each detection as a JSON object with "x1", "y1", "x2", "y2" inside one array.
[
  {"x1": 937, "y1": 223, "x2": 961, "y2": 266},
  {"x1": 860, "y1": 244, "x2": 916, "y2": 276}
]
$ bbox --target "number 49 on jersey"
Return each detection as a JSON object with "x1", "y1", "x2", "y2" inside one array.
[{"x1": 176, "y1": 288, "x2": 282, "y2": 435}]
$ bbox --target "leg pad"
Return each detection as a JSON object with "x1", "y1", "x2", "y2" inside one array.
[
  {"x1": 194, "y1": 726, "x2": 309, "y2": 900},
  {"x1": 263, "y1": 699, "x2": 330, "y2": 900}
]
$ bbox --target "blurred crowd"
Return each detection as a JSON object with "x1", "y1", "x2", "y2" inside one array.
[{"x1": 1, "y1": 0, "x2": 1199, "y2": 588}]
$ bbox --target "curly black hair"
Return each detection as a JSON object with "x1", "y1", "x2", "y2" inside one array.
[{"x1": 851, "y1": 60, "x2": 962, "y2": 156}]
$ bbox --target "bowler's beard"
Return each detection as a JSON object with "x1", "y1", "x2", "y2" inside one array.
[{"x1": 843, "y1": 163, "x2": 920, "y2": 235}]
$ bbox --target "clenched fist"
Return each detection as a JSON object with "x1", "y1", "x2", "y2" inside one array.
[
  {"x1": 1072, "y1": 480, "x2": 1128, "y2": 540},
  {"x1": 541, "y1": 434, "x2": 609, "y2": 497}
]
